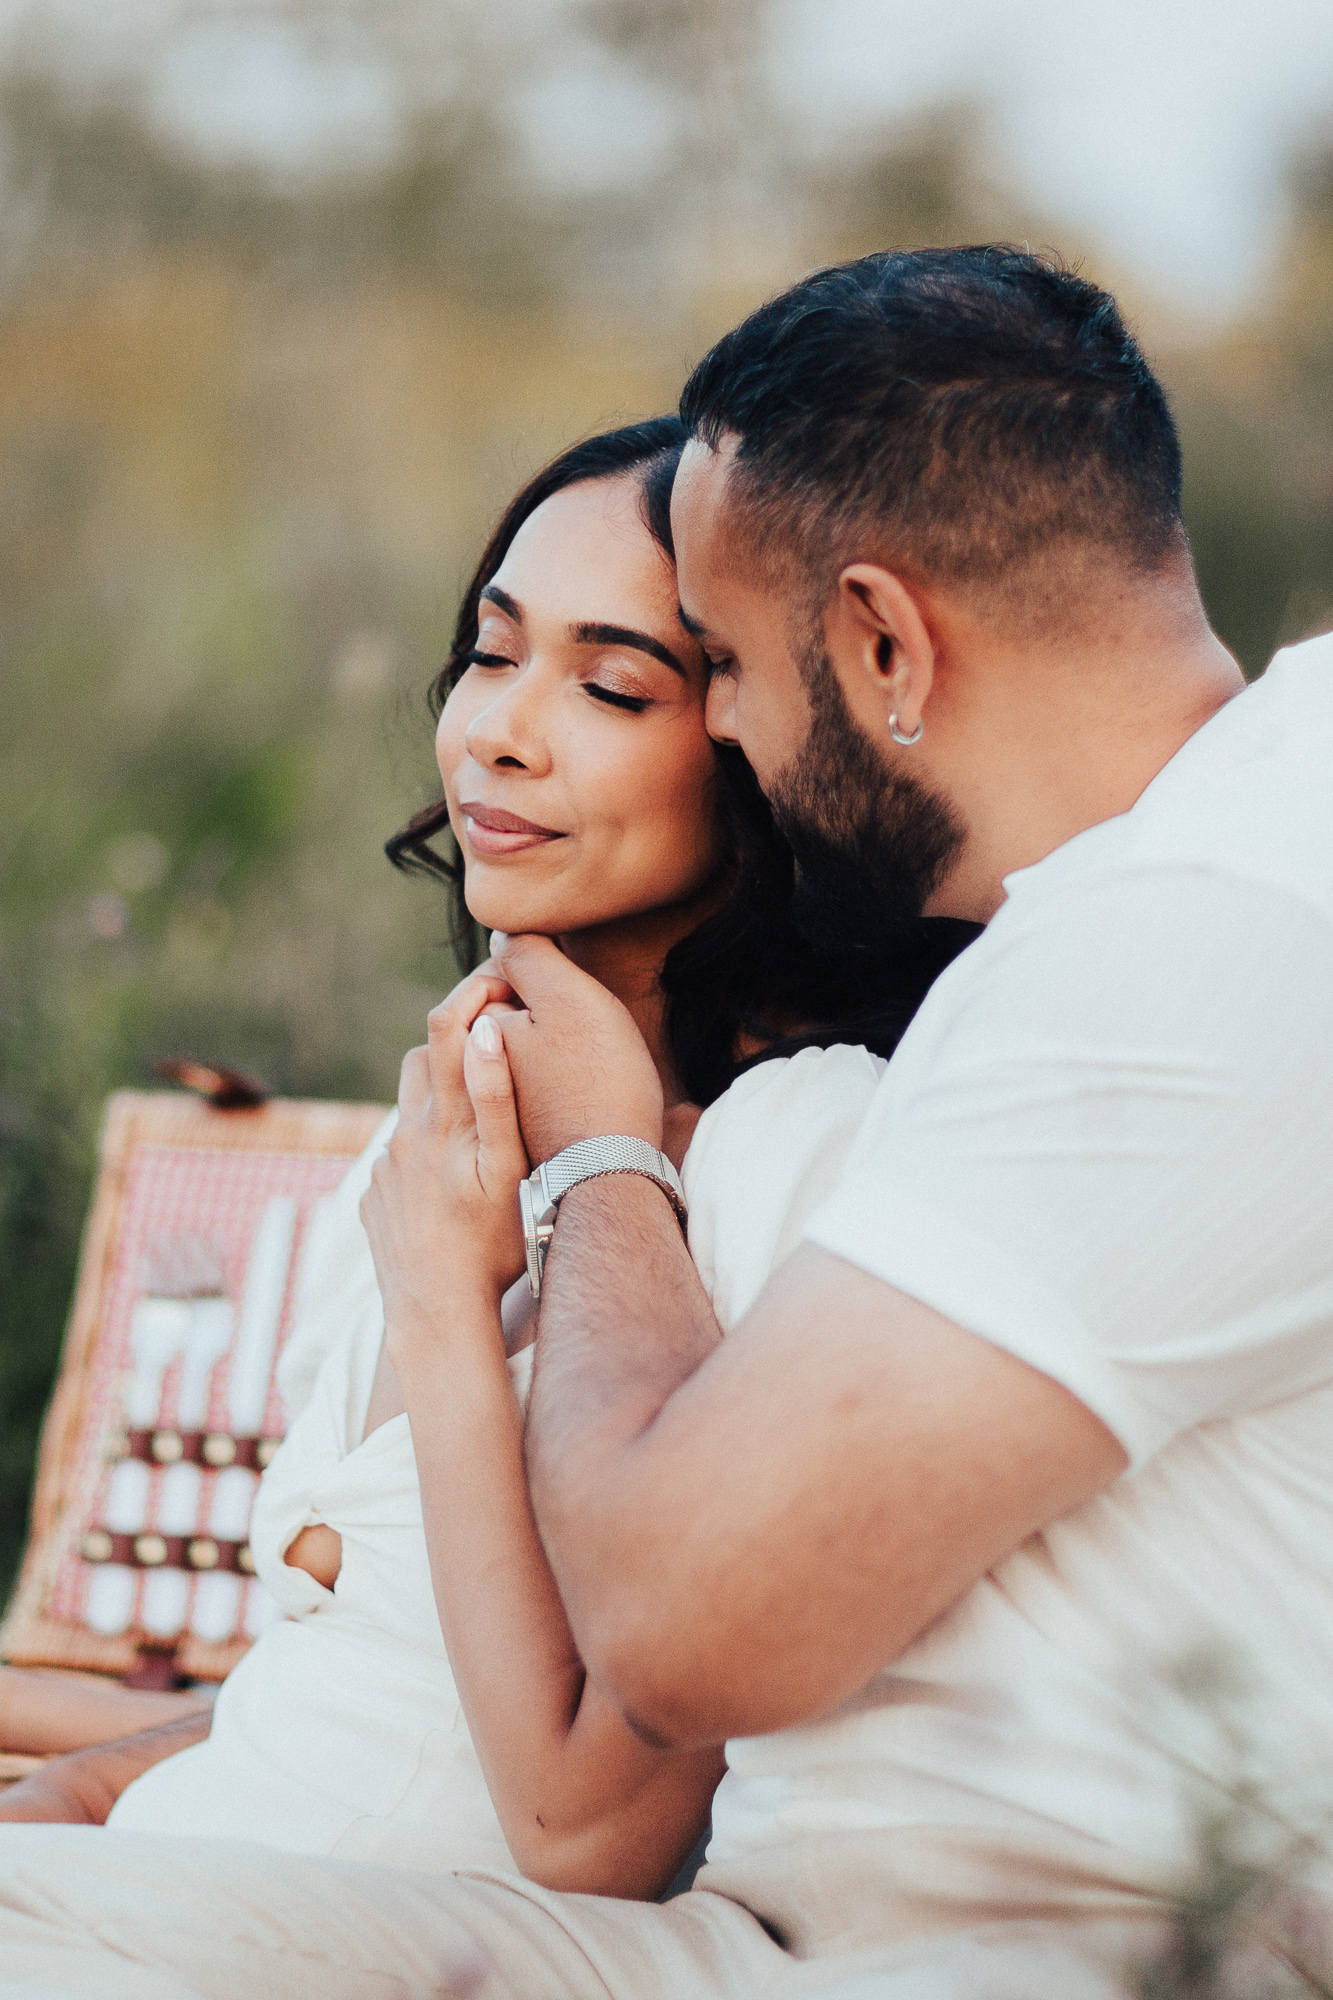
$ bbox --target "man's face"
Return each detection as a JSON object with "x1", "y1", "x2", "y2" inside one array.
[
  {"x1": 671, "y1": 439, "x2": 813, "y2": 794},
  {"x1": 671, "y1": 437, "x2": 964, "y2": 950}
]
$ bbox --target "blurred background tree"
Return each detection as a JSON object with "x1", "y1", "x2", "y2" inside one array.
[{"x1": 1, "y1": 0, "x2": 1331, "y2": 1601}]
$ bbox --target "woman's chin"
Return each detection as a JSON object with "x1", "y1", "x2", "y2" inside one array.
[{"x1": 464, "y1": 897, "x2": 560, "y2": 938}]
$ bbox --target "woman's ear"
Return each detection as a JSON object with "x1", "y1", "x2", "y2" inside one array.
[{"x1": 829, "y1": 564, "x2": 936, "y2": 745}]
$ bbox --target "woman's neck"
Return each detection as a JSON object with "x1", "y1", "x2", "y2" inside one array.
[{"x1": 556, "y1": 906, "x2": 699, "y2": 1110}]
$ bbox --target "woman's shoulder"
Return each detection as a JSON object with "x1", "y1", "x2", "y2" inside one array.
[{"x1": 682, "y1": 1042, "x2": 887, "y2": 1194}]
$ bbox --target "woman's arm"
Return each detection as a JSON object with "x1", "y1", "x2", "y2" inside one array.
[
  {"x1": 0, "y1": 1707, "x2": 212, "y2": 1823},
  {"x1": 360, "y1": 976, "x2": 722, "y2": 1900},
  {"x1": 0, "y1": 1664, "x2": 214, "y2": 1757}
]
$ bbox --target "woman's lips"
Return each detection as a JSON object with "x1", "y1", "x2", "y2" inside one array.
[{"x1": 460, "y1": 802, "x2": 567, "y2": 857}]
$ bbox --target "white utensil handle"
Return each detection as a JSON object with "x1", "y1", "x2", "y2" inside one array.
[
  {"x1": 156, "y1": 1462, "x2": 204, "y2": 1536},
  {"x1": 176, "y1": 1298, "x2": 235, "y2": 1429},
  {"x1": 208, "y1": 1465, "x2": 258, "y2": 1541},
  {"x1": 84, "y1": 1566, "x2": 136, "y2": 1636},
  {"x1": 192, "y1": 1571, "x2": 242, "y2": 1642},
  {"x1": 126, "y1": 1297, "x2": 192, "y2": 1427},
  {"x1": 141, "y1": 1568, "x2": 190, "y2": 1639},
  {"x1": 228, "y1": 1198, "x2": 296, "y2": 1433},
  {"x1": 104, "y1": 1458, "x2": 152, "y2": 1534}
]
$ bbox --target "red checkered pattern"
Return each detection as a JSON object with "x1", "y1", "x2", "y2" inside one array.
[{"x1": 46, "y1": 1143, "x2": 357, "y2": 1642}]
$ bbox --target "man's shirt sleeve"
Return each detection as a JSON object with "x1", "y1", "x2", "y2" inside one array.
[{"x1": 803, "y1": 866, "x2": 1333, "y2": 1465}]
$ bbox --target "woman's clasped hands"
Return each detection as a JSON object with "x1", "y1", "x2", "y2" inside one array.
[{"x1": 360, "y1": 962, "x2": 530, "y2": 1355}]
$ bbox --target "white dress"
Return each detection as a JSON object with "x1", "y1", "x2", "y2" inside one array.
[{"x1": 107, "y1": 1045, "x2": 885, "y2": 1868}]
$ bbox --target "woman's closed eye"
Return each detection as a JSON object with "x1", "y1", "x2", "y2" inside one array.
[
  {"x1": 584, "y1": 680, "x2": 651, "y2": 713},
  {"x1": 465, "y1": 648, "x2": 518, "y2": 670}
]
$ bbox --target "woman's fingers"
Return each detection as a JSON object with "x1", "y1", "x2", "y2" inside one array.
[
  {"x1": 463, "y1": 1014, "x2": 529, "y2": 1196},
  {"x1": 427, "y1": 972, "x2": 522, "y2": 1117},
  {"x1": 489, "y1": 933, "x2": 664, "y2": 1160},
  {"x1": 397, "y1": 1045, "x2": 431, "y2": 1116}
]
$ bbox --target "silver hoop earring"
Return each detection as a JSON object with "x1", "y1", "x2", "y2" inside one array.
[{"x1": 889, "y1": 713, "x2": 923, "y2": 747}]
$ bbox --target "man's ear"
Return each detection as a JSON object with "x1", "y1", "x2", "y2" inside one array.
[{"x1": 829, "y1": 564, "x2": 936, "y2": 743}]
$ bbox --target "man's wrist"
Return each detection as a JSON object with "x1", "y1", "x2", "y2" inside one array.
[
  {"x1": 551, "y1": 1171, "x2": 688, "y2": 1241},
  {"x1": 522, "y1": 1140, "x2": 685, "y2": 1299}
]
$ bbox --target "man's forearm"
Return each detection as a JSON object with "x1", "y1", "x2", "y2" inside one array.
[
  {"x1": 0, "y1": 1705, "x2": 212, "y2": 1823},
  {"x1": 525, "y1": 1177, "x2": 722, "y2": 1684}
]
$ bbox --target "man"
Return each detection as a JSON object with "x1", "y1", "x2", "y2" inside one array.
[
  {"x1": 488, "y1": 245, "x2": 1333, "y2": 1986},
  {"x1": 2, "y1": 247, "x2": 1330, "y2": 1998}
]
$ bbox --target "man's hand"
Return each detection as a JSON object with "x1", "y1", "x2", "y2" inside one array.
[{"x1": 490, "y1": 934, "x2": 663, "y2": 1164}]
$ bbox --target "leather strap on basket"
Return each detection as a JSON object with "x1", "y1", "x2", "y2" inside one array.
[
  {"x1": 79, "y1": 1529, "x2": 255, "y2": 1574},
  {"x1": 118, "y1": 1428, "x2": 281, "y2": 1472}
]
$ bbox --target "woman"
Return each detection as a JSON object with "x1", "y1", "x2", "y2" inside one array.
[{"x1": 5, "y1": 420, "x2": 978, "y2": 1897}]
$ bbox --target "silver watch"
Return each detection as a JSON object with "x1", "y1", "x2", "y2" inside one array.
[{"x1": 518, "y1": 1136, "x2": 688, "y2": 1298}]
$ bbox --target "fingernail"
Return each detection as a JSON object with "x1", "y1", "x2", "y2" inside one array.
[
  {"x1": 470, "y1": 1014, "x2": 501, "y2": 1056},
  {"x1": 489, "y1": 930, "x2": 509, "y2": 956}
]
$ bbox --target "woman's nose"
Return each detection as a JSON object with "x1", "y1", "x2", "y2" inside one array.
[{"x1": 464, "y1": 671, "x2": 552, "y2": 774}]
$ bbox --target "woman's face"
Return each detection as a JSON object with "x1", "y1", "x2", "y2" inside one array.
[{"x1": 437, "y1": 474, "x2": 724, "y2": 940}]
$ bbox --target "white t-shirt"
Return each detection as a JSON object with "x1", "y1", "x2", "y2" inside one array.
[{"x1": 705, "y1": 632, "x2": 1333, "y2": 1898}]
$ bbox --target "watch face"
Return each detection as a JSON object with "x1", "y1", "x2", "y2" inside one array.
[{"x1": 519, "y1": 1175, "x2": 544, "y2": 1298}]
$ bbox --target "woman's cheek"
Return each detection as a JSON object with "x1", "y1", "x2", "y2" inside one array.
[
  {"x1": 435, "y1": 687, "x2": 476, "y2": 783},
  {"x1": 648, "y1": 753, "x2": 726, "y2": 900}
]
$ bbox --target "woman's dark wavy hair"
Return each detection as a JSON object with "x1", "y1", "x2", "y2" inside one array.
[{"x1": 386, "y1": 418, "x2": 980, "y2": 1106}]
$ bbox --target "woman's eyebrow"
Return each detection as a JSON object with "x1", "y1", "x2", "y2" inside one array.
[
  {"x1": 479, "y1": 585, "x2": 523, "y2": 621},
  {"x1": 572, "y1": 622, "x2": 687, "y2": 678}
]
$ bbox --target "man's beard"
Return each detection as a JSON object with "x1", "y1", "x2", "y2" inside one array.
[{"x1": 766, "y1": 644, "x2": 966, "y2": 955}]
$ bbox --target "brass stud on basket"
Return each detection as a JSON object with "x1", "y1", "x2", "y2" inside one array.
[
  {"x1": 187, "y1": 1537, "x2": 220, "y2": 1571},
  {"x1": 80, "y1": 1528, "x2": 114, "y2": 1563},
  {"x1": 133, "y1": 1532, "x2": 169, "y2": 1567},
  {"x1": 151, "y1": 1430, "x2": 184, "y2": 1464},
  {"x1": 202, "y1": 1433, "x2": 237, "y2": 1467}
]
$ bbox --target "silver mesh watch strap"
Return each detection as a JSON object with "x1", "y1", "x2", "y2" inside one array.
[
  {"x1": 538, "y1": 1136, "x2": 686, "y2": 1216},
  {"x1": 520, "y1": 1136, "x2": 687, "y2": 1298}
]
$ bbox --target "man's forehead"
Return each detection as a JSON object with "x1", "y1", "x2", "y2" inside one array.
[
  {"x1": 672, "y1": 435, "x2": 738, "y2": 537},
  {"x1": 671, "y1": 438, "x2": 743, "y2": 615},
  {"x1": 673, "y1": 447, "x2": 796, "y2": 652}
]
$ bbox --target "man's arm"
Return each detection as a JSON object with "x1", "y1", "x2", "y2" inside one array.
[
  {"x1": 489, "y1": 930, "x2": 1124, "y2": 1747},
  {"x1": 503, "y1": 871, "x2": 1333, "y2": 1748},
  {"x1": 0, "y1": 1706, "x2": 212, "y2": 1823},
  {"x1": 528, "y1": 1187, "x2": 1123, "y2": 1747}
]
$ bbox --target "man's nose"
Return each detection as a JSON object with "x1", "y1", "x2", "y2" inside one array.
[{"x1": 705, "y1": 675, "x2": 740, "y2": 746}]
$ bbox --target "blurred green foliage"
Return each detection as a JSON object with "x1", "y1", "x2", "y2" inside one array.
[{"x1": 1, "y1": 9, "x2": 1332, "y2": 1604}]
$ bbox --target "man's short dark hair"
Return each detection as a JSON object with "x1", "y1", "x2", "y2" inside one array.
[{"x1": 679, "y1": 246, "x2": 1185, "y2": 616}]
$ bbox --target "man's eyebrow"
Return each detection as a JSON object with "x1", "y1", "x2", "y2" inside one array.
[
  {"x1": 572, "y1": 622, "x2": 687, "y2": 678},
  {"x1": 677, "y1": 604, "x2": 707, "y2": 639},
  {"x1": 479, "y1": 585, "x2": 522, "y2": 621}
]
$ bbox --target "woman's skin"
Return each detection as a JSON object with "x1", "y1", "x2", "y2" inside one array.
[
  {"x1": 0, "y1": 473, "x2": 731, "y2": 1882},
  {"x1": 345, "y1": 473, "x2": 730, "y2": 1897},
  {"x1": 0, "y1": 1666, "x2": 213, "y2": 1759}
]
